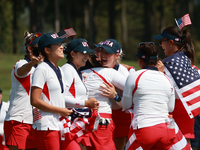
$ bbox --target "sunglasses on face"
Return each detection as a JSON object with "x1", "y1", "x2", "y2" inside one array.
[
  {"x1": 139, "y1": 42, "x2": 155, "y2": 46},
  {"x1": 159, "y1": 39, "x2": 168, "y2": 45}
]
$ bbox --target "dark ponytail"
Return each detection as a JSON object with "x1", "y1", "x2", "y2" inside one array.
[{"x1": 165, "y1": 26, "x2": 195, "y2": 63}]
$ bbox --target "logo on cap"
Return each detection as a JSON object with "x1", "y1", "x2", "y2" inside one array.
[
  {"x1": 103, "y1": 40, "x2": 114, "y2": 47},
  {"x1": 82, "y1": 41, "x2": 89, "y2": 47},
  {"x1": 51, "y1": 34, "x2": 59, "y2": 39},
  {"x1": 175, "y1": 38, "x2": 179, "y2": 41}
]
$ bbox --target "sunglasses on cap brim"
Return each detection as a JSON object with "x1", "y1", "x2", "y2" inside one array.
[{"x1": 28, "y1": 32, "x2": 42, "y2": 46}]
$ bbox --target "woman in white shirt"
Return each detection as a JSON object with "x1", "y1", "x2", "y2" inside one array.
[
  {"x1": 0, "y1": 88, "x2": 9, "y2": 150},
  {"x1": 61, "y1": 38, "x2": 98, "y2": 150},
  {"x1": 81, "y1": 54, "x2": 126, "y2": 150},
  {"x1": 31, "y1": 33, "x2": 73, "y2": 150},
  {"x1": 122, "y1": 42, "x2": 176, "y2": 150},
  {"x1": 4, "y1": 31, "x2": 42, "y2": 150}
]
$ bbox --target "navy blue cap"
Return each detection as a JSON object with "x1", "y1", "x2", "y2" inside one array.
[
  {"x1": 38, "y1": 33, "x2": 65, "y2": 52},
  {"x1": 30, "y1": 36, "x2": 41, "y2": 46},
  {"x1": 153, "y1": 29, "x2": 181, "y2": 42},
  {"x1": 135, "y1": 51, "x2": 158, "y2": 60},
  {"x1": 66, "y1": 38, "x2": 94, "y2": 54},
  {"x1": 94, "y1": 41, "x2": 103, "y2": 48},
  {"x1": 100, "y1": 39, "x2": 121, "y2": 54}
]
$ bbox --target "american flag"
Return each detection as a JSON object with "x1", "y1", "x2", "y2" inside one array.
[
  {"x1": 176, "y1": 14, "x2": 192, "y2": 30},
  {"x1": 58, "y1": 108, "x2": 101, "y2": 141},
  {"x1": 170, "y1": 122, "x2": 191, "y2": 150},
  {"x1": 163, "y1": 52, "x2": 200, "y2": 118},
  {"x1": 57, "y1": 27, "x2": 77, "y2": 38}
]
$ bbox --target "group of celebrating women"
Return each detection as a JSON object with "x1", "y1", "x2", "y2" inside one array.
[{"x1": 1, "y1": 24, "x2": 199, "y2": 150}]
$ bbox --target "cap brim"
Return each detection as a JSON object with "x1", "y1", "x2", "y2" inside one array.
[
  {"x1": 51, "y1": 38, "x2": 66, "y2": 45},
  {"x1": 100, "y1": 45, "x2": 114, "y2": 54},
  {"x1": 94, "y1": 43, "x2": 101, "y2": 48},
  {"x1": 80, "y1": 47, "x2": 94, "y2": 54},
  {"x1": 30, "y1": 36, "x2": 41, "y2": 46},
  {"x1": 134, "y1": 53, "x2": 139, "y2": 57},
  {"x1": 153, "y1": 34, "x2": 165, "y2": 40}
]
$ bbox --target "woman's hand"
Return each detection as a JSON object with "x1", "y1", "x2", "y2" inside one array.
[
  {"x1": 99, "y1": 82, "x2": 117, "y2": 99},
  {"x1": 85, "y1": 97, "x2": 99, "y2": 111},
  {"x1": 59, "y1": 108, "x2": 73, "y2": 116},
  {"x1": 31, "y1": 54, "x2": 43, "y2": 65},
  {"x1": 156, "y1": 60, "x2": 165, "y2": 73}
]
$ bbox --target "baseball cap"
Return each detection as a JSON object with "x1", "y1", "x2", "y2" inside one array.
[
  {"x1": 25, "y1": 32, "x2": 42, "y2": 49},
  {"x1": 38, "y1": 33, "x2": 66, "y2": 52},
  {"x1": 93, "y1": 41, "x2": 103, "y2": 48},
  {"x1": 135, "y1": 42, "x2": 158, "y2": 60},
  {"x1": 153, "y1": 29, "x2": 181, "y2": 42},
  {"x1": 30, "y1": 33, "x2": 42, "y2": 46},
  {"x1": 100, "y1": 39, "x2": 121, "y2": 54},
  {"x1": 65, "y1": 38, "x2": 94, "y2": 54}
]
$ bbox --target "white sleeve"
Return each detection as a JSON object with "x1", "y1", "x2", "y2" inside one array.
[
  {"x1": 122, "y1": 73, "x2": 136, "y2": 109},
  {"x1": 110, "y1": 70, "x2": 126, "y2": 90},
  {"x1": 31, "y1": 65, "x2": 46, "y2": 89},
  {"x1": 168, "y1": 87, "x2": 175, "y2": 112},
  {"x1": 64, "y1": 97, "x2": 85, "y2": 108},
  {"x1": 62, "y1": 66, "x2": 85, "y2": 108},
  {"x1": 14, "y1": 60, "x2": 30, "y2": 78}
]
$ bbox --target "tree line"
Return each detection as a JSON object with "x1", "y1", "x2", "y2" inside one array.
[{"x1": 0, "y1": 0, "x2": 200, "y2": 60}]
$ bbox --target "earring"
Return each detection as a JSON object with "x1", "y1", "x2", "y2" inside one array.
[{"x1": 170, "y1": 45, "x2": 172, "y2": 47}]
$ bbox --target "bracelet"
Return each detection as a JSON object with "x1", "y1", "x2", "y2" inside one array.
[{"x1": 114, "y1": 93, "x2": 121, "y2": 102}]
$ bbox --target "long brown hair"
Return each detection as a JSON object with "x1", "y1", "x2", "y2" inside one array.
[{"x1": 165, "y1": 26, "x2": 195, "y2": 63}]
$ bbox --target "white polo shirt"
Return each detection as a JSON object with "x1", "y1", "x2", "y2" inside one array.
[
  {"x1": 61, "y1": 63, "x2": 88, "y2": 108},
  {"x1": 0, "y1": 101, "x2": 9, "y2": 135},
  {"x1": 122, "y1": 67, "x2": 175, "y2": 129},
  {"x1": 82, "y1": 67, "x2": 126, "y2": 114},
  {"x1": 5, "y1": 59, "x2": 35, "y2": 124},
  {"x1": 31, "y1": 62, "x2": 65, "y2": 130},
  {"x1": 118, "y1": 64, "x2": 130, "y2": 78}
]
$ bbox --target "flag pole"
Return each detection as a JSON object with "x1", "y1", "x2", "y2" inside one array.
[{"x1": 174, "y1": 18, "x2": 180, "y2": 29}]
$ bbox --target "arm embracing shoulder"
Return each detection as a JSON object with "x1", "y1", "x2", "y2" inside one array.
[{"x1": 122, "y1": 73, "x2": 136, "y2": 109}]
